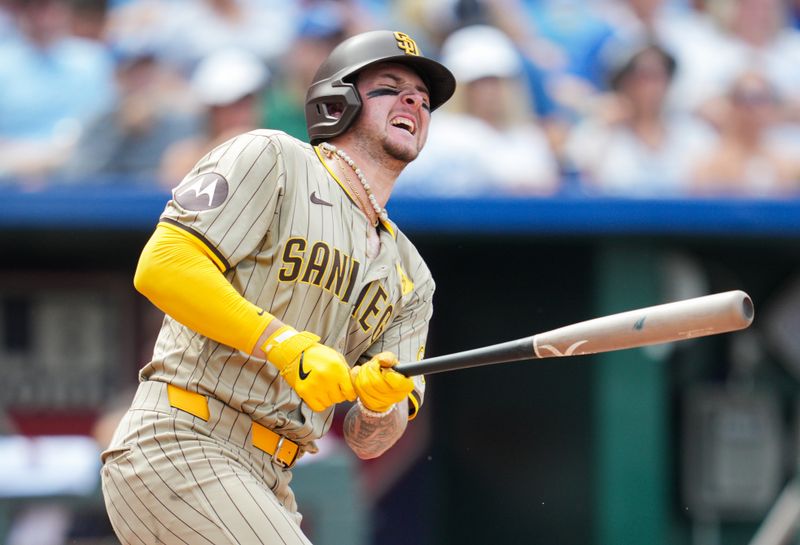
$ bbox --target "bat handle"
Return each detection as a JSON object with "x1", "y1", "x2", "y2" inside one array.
[{"x1": 394, "y1": 337, "x2": 535, "y2": 377}]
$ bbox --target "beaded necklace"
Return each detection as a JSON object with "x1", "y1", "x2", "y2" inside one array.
[{"x1": 320, "y1": 142, "x2": 388, "y2": 225}]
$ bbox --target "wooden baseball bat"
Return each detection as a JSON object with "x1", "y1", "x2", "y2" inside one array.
[{"x1": 394, "y1": 290, "x2": 754, "y2": 376}]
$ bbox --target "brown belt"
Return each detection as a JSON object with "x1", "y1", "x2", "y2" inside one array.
[{"x1": 166, "y1": 384, "x2": 300, "y2": 468}]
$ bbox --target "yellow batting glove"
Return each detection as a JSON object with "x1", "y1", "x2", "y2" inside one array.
[
  {"x1": 262, "y1": 326, "x2": 356, "y2": 412},
  {"x1": 350, "y1": 351, "x2": 415, "y2": 414}
]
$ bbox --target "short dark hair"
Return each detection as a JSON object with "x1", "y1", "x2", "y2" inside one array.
[{"x1": 606, "y1": 42, "x2": 677, "y2": 91}]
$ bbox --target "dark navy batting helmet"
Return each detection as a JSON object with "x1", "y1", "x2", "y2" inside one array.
[{"x1": 305, "y1": 30, "x2": 456, "y2": 144}]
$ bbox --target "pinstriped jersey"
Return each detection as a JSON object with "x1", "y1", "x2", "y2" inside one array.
[{"x1": 140, "y1": 129, "x2": 432, "y2": 452}]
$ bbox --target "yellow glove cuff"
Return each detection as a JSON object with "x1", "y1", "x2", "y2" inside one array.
[{"x1": 262, "y1": 326, "x2": 320, "y2": 370}]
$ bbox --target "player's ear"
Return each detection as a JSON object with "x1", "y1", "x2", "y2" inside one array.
[{"x1": 324, "y1": 102, "x2": 345, "y2": 119}]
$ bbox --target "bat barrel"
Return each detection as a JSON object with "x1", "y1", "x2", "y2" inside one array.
[{"x1": 533, "y1": 289, "x2": 753, "y2": 358}]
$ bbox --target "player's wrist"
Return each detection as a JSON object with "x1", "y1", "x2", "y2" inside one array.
[{"x1": 357, "y1": 398, "x2": 397, "y2": 418}]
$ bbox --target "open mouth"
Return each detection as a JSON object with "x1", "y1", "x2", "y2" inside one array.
[{"x1": 390, "y1": 116, "x2": 416, "y2": 135}]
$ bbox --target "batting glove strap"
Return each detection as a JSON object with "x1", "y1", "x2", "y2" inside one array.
[
  {"x1": 407, "y1": 391, "x2": 421, "y2": 420},
  {"x1": 262, "y1": 326, "x2": 320, "y2": 371}
]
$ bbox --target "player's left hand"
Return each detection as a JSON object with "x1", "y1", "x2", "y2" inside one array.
[
  {"x1": 350, "y1": 352, "x2": 414, "y2": 413},
  {"x1": 262, "y1": 326, "x2": 356, "y2": 412}
]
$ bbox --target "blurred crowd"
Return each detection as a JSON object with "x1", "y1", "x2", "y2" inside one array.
[{"x1": 1, "y1": 0, "x2": 799, "y2": 198}]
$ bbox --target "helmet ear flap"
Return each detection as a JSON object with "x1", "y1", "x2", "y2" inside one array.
[{"x1": 305, "y1": 80, "x2": 362, "y2": 144}]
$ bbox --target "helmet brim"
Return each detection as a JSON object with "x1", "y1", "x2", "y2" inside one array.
[{"x1": 347, "y1": 54, "x2": 456, "y2": 111}]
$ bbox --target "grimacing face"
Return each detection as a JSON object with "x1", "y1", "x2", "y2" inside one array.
[{"x1": 350, "y1": 62, "x2": 432, "y2": 163}]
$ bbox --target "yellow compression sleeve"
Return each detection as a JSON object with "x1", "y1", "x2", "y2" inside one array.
[{"x1": 133, "y1": 222, "x2": 273, "y2": 354}]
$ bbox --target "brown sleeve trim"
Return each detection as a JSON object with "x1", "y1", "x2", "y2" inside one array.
[{"x1": 159, "y1": 217, "x2": 232, "y2": 272}]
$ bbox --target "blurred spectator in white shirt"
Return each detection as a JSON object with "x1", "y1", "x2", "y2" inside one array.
[
  {"x1": 0, "y1": 0, "x2": 116, "y2": 186},
  {"x1": 597, "y1": 0, "x2": 716, "y2": 51},
  {"x1": 689, "y1": 70, "x2": 800, "y2": 197},
  {"x1": 563, "y1": 41, "x2": 717, "y2": 197},
  {"x1": 106, "y1": 0, "x2": 299, "y2": 75},
  {"x1": 667, "y1": 0, "x2": 800, "y2": 124},
  {"x1": 398, "y1": 24, "x2": 559, "y2": 197},
  {"x1": 159, "y1": 48, "x2": 269, "y2": 187}
]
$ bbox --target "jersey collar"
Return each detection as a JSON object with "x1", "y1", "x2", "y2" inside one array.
[{"x1": 314, "y1": 145, "x2": 396, "y2": 238}]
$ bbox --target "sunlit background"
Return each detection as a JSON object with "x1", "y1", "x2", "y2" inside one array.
[{"x1": 2, "y1": 0, "x2": 800, "y2": 544}]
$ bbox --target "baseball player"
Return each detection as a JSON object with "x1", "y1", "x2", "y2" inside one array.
[{"x1": 100, "y1": 30, "x2": 455, "y2": 545}]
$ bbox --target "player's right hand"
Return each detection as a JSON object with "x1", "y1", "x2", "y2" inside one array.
[
  {"x1": 262, "y1": 326, "x2": 356, "y2": 412},
  {"x1": 350, "y1": 351, "x2": 415, "y2": 413}
]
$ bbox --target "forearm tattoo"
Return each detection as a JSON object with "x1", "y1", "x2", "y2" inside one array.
[{"x1": 343, "y1": 399, "x2": 409, "y2": 459}]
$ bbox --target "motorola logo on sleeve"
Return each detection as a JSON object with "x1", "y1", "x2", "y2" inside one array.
[{"x1": 174, "y1": 173, "x2": 229, "y2": 211}]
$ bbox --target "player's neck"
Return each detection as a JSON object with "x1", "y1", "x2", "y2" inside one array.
[{"x1": 327, "y1": 137, "x2": 399, "y2": 209}]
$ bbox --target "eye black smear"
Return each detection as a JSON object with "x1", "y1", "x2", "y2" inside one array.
[{"x1": 366, "y1": 88, "x2": 399, "y2": 98}]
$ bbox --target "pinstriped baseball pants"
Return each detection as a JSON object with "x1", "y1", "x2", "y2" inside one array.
[{"x1": 101, "y1": 381, "x2": 313, "y2": 545}]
